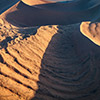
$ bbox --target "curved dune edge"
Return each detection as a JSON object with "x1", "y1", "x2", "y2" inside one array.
[
  {"x1": 0, "y1": 23, "x2": 100, "y2": 100},
  {"x1": 80, "y1": 21, "x2": 100, "y2": 46}
]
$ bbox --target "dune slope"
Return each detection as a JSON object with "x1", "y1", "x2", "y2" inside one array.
[{"x1": 0, "y1": 24, "x2": 100, "y2": 100}]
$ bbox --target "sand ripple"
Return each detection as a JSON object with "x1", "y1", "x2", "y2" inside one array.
[{"x1": 0, "y1": 24, "x2": 100, "y2": 100}]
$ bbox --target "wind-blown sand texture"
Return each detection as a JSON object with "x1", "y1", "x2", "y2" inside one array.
[
  {"x1": 80, "y1": 22, "x2": 100, "y2": 46},
  {"x1": 0, "y1": 25, "x2": 57, "y2": 100},
  {"x1": 0, "y1": 0, "x2": 100, "y2": 100},
  {"x1": 0, "y1": 23, "x2": 100, "y2": 100}
]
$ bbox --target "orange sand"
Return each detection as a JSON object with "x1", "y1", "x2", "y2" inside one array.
[
  {"x1": 0, "y1": 23, "x2": 100, "y2": 100},
  {"x1": 0, "y1": 1, "x2": 100, "y2": 100}
]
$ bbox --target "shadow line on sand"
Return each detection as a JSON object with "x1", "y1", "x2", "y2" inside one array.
[{"x1": 32, "y1": 24, "x2": 100, "y2": 100}]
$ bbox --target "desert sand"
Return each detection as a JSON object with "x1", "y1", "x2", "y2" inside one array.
[
  {"x1": 0, "y1": 0, "x2": 100, "y2": 100},
  {"x1": 80, "y1": 21, "x2": 100, "y2": 46},
  {"x1": 0, "y1": 23, "x2": 100, "y2": 100}
]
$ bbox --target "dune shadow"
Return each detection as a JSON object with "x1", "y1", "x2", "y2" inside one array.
[
  {"x1": 32, "y1": 24, "x2": 100, "y2": 100},
  {"x1": 0, "y1": 26, "x2": 39, "y2": 50},
  {"x1": 0, "y1": 36, "x2": 12, "y2": 49}
]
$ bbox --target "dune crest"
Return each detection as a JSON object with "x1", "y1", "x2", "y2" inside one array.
[
  {"x1": 0, "y1": 23, "x2": 100, "y2": 100},
  {"x1": 0, "y1": 25, "x2": 58, "y2": 100},
  {"x1": 80, "y1": 21, "x2": 100, "y2": 46}
]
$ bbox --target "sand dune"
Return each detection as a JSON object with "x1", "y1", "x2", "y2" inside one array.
[
  {"x1": 0, "y1": 0, "x2": 19, "y2": 14},
  {"x1": 80, "y1": 21, "x2": 100, "y2": 46},
  {"x1": 0, "y1": 23, "x2": 100, "y2": 100},
  {"x1": 0, "y1": 25, "x2": 58, "y2": 100},
  {"x1": 0, "y1": 0, "x2": 100, "y2": 100}
]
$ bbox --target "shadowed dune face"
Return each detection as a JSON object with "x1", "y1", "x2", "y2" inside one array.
[
  {"x1": 0, "y1": 0, "x2": 19, "y2": 14},
  {"x1": 33, "y1": 24, "x2": 100, "y2": 100},
  {"x1": 0, "y1": 24, "x2": 100, "y2": 100}
]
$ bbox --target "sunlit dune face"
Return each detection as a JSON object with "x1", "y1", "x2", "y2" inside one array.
[
  {"x1": 21, "y1": 0, "x2": 56, "y2": 6},
  {"x1": 0, "y1": 25, "x2": 58, "y2": 100},
  {"x1": 0, "y1": 21, "x2": 100, "y2": 100},
  {"x1": 80, "y1": 21, "x2": 100, "y2": 46}
]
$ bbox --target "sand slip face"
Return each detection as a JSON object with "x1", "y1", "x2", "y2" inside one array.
[
  {"x1": 0, "y1": 0, "x2": 19, "y2": 14},
  {"x1": 80, "y1": 22, "x2": 100, "y2": 46},
  {"x1": 0, "y1": 23, "x2": 100, "y2": 100}
]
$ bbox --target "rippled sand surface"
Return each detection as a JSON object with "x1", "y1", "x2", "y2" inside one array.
[
  {"x1": 0, "y1": 0, "x2": 100, "y2": 100},
  {"x1": 0, "y1": 23, "x2": 100, "y2": 100}
]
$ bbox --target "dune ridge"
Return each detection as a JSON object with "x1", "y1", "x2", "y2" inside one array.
[
  {"x1": 0, "y1": 23, "x2": 100, "y2": 100},
  {"x1": 80, "y1": 22, "x2": 100, "y2": 46},
  {"x1": 0, "y1": 0, "x2": 100, "y2": 100},
  {"x1": 0, "y1": 25, "x2": 58, "y2": 100}
]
